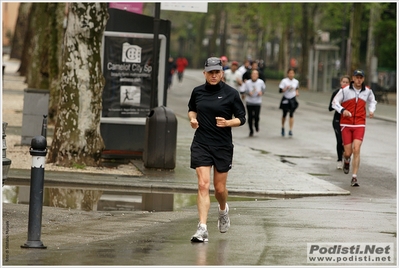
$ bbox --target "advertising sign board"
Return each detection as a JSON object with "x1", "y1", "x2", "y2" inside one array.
[{"x1": 101, "y1": 31, "x2": 166, "y2": 125}]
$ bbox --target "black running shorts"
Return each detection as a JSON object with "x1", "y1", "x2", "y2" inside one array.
[{"x1": 190, "y1": 140, "x2": 234, "y2": 173}]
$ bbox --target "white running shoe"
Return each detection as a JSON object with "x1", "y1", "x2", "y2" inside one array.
[
  {"x1": 191, "y1": 223, "x2": 208, "y2": 242},
  {"x1": 336, "y1": 161, "x2": 343, "y2": 170},
  {"x1": 351, "y1": 177, "x2": 359, "y2": 187},
  {"x1": 217, "y1": 203, "x2": 230, "y2": 233}
]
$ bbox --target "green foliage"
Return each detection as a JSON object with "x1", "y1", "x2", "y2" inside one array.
[
  {"x1": 264, "y1": 68, "x2": 285, "y2": 80},
  {"x1": 317, "y1": 3, "x2": 349, "y2": 45},
  {"x1": 319, "y1": 3, "x2": 352, "y2": 32},
  {"x1": 375, "y1": 19, "x2": 396, "y2": 70},
  {"x1": 72, "y1": 163, "x2": 86, "y2": 169},
  {"x1": 373, "y1": 3, "x2": 396, "y2": 70}
]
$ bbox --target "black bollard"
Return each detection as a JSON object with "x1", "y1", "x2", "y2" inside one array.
[
  {"x1": 41, "y1": 115, "x2": 47, "y2": 138},
  {"x1": 21, "y1": 135, "x2": 47, "y2": 249}
]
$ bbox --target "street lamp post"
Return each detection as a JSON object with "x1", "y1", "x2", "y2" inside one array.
[{"x1": 150, "y1": 3, "x2": 160, "y2": 110}]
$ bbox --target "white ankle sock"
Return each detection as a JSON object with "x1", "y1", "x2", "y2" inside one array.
[{"x1": 219, "y1": 203, "x2": 228, "y2": 214}]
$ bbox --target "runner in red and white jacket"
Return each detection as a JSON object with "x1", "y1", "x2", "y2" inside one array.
[{"x1": 331, "y1": 69, "x2": 377, "y2": 187}]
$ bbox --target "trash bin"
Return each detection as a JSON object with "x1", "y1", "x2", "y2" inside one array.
[
  {"x1": 143, "y1": 106, "x2": 177, "y2": 169},
  {"x1": 21, "y1": 89, "x2": 49, "y2": 145}
]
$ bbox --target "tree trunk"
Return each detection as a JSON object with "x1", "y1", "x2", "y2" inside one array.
[
  {"x1": 208, "y1": 3, "x2": 221, "y2": 56},
  {"x1": 349, "y1": 3, "x2": 362, "y2": 73},
  {"x1": 220, "y1": 9, "x2": 228, "y2": 57},
  {"x1": 299, "y1": 4, "x2": 310, "y2": 87},
  {"x1": 17, "y1": 3, "x2": 68, "y2": 122},
  {"x1": 193, "y1": 14, "x2": 207, "y2": 68},
  {"x1": 18, "y1": 4, "x2": 35, "y2": 76},
  {"x1": 48, "y1": 3, "x2": 68, "y2": 123},
  {"x1": 10, "y1": 3, "x2": 32, "y2": 60},
  {"x1": 25, "y1": 3, "x2": 51, "y2": 89},
  {"x1": 48, "y1": 3, "x2": 109, "y2": 167},
  {"x1": 278, "y1": 27, "x2": 288, "y2": 71},
  {"x1": 366, "y1": 3, "x2": 381, "y2": 85},
  {"x1": 256, "y1": 29, "x2": 264, "y2": 61}
]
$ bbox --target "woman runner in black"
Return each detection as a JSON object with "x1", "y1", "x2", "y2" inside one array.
[
  {"x1": 328, "y1": 75, "x2": 350, "y2": 169},
  {"x1": 188, "y1": 57, "x2": 246, "y2": 242}
]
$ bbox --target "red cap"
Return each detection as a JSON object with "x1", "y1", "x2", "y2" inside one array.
[
  {"x1": 231, "y1": 61, "x2": 239, "y2": 65},
  {"x1": 220, "y1": 56, "x2": 228, "y2": 61}
]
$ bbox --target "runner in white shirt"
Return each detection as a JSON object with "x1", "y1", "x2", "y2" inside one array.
[
  {"x1": 238, "y1": 59, "x2": 251, "y2": 99},
  {"x1": 224, "y1": 61, "x2": 243, "y2": 95},
  {"x1": 278, "y1": 68, "x2": 300, "y2": 137},
  {"x1": 244, "y1": 70, "x2": 266, "y2": 136}
]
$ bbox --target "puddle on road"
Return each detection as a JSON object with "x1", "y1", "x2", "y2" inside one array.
[{"x1": 2, "y1": 185, "x2": 267, "y2": 212}]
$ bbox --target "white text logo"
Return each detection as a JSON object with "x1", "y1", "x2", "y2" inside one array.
[{"x1": 122, "y1": 43, "x2": 141, "y2": 63}]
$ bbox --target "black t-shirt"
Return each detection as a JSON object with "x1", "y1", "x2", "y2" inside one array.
[{"x1": 188, "y1": 81, "x2": 246, "y2": 146}]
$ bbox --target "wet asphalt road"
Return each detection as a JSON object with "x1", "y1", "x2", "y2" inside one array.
[{"x1": 4, "y1": 197, "x2": 396, "y2": 266}]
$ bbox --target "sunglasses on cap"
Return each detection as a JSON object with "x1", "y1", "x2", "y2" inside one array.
[
  {"x1": 204, "y1": 57, "x2": 223, "y2": 72},
  {"x1": 205, "y1": 58, "x2": 222, "y2": 67}
]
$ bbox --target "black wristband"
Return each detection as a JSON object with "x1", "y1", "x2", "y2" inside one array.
[{"x1": 341, "y1": 108, "x2": 345, "y2": 114}]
